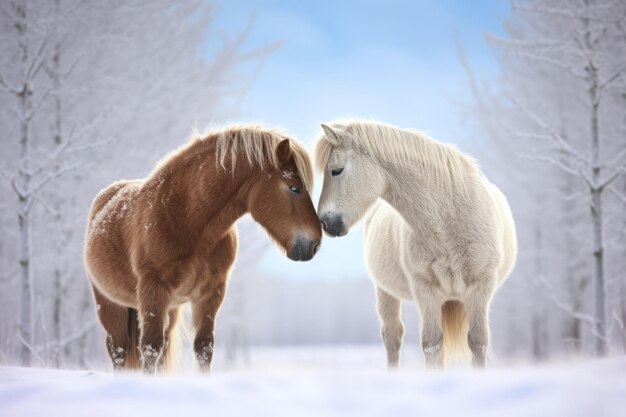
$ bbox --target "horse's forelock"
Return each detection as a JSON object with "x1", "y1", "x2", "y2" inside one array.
[
  {"x1": 212, "y1": 125, "x2": 314, "y2": 192},
  {"x1": 313, "y1": 133, "x2": 334, "y2": 173},
  {"x1": 286, "y1": 139, "x2": 313, "y2": 193}
]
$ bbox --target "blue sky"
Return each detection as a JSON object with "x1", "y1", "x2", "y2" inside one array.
[{"x1": 210, "y1": 0, "x2": 509, "y2": 280}]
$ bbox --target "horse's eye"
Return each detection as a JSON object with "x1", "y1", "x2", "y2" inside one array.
[
  {"x1": 289, "y1": 186, "x2": 301, "y2": 195},
  {"x1": 331, "y1": 168, "x2": 344, "y2": 176}
]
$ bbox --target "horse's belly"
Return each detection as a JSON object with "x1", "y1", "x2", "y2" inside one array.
[
  {"x1": 86, "y1": 234, "x2": 138, "y2": 306},
  {"x1": 365, "y1": 202, "x2": 473, "y2": 301},
  {"x1": 364, "y1": 201, "x2": 413, "y2": 300},
  {"x1": 87, "y1": 258, "x2": 137, "y2": 307}
]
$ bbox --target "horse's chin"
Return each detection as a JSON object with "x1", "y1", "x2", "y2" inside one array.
[
  {"x1": 323, "y1": 228, "x2": 349, "y2": 238},
  {"x1": 286, "y1": 253, "x2": 314, "y2": 262}
]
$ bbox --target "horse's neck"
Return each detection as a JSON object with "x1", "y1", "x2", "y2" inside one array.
[
  {"x1": 380, "y1": 161, "x2": 469, "y2": 229},
  {"x1": 148, "y1": 145, "x2": 251, "y2": 239}
]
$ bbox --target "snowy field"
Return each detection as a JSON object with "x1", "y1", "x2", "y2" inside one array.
[{"x1": 1, "y1": 346, "x2": 625, "y2": 417}]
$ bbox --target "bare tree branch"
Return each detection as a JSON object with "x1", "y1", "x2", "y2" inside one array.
[
  {"x1": 517, "y1": 51, "x2": 587, "y2": 79},
  {"x1": 0, "y1": 70, "x2": 20, "y2": 95},
  {"x1": 508, "y1": 96, "x2": 592, "y2": 181},
  {"x1": 565, "y1": 192, "x2": 587, "y2": 202},
  {"x1": 16, "y1": 333, "x2": 44, "y2": 364},
  {"x1": 64, "y1": 135, "x2": 119, "y2": 155},
  {"x1": 613, "y1": 310, "x2": 626, "y2": 352},
  {"x1": 598, "y1": 64, "x2": 626, "y2": 92},
  {"x1": 511, "y1": 1, "x2": 582, "y2": 18},
  {"x1": 485, "y1": 33, "x2": 587, "y2": 79},
  {"x1": 536, "y1": 275, "x2": 596, "y2": 325},
  {"x1": 531, "y1": 155, "x2": 586, "y2": 179},
  {"x1": 608, "y1": 186, "x2": 626, "y2": 205},
  {"x1": 602, "y1": 147, "x2": 626, "y2": 170},
  {"x1": 27, "y1": 109, "x2": 111, "y2": 179},
  {"x1": 598, "y1": 165, "x2": 626, "y2": 190},
  {"x1": 456, "y1": 34, "x2": 489, "y2": 110},
  {"x1": 46, "y1": 320, "x2": 97, "y2": 350},
  {"x1": 484, "y1": 32, "x2": 563, "y2": 49},
  {"x1": 25, "y1": 83, "x2": 58, "y2": 122},
  {"x1": 33, "y1": 195, "x2": 60, "y2": 216},
  {"x1": 512, "y1": 0, "x2": 625, "y2": 23},
  {"x1": 24, "y1": 38, "x2": 49, "y2": 83},
  {"x1": 0, "y1": 168, "x2": 26, "y2": 199},
  {"x1": 500, "y1": 124, "x2": 591, "y2": 165},
  {"x1": 499, "y1": 124, "x2": 551, "y2": 142},
  {"x1": 26, "y1": 162, "x2": 88, "y2": 203}
]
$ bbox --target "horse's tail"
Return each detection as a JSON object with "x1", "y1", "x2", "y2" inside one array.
[
  {"x1": 125, "y1": 308, "x2": 141, "y2": 370},
  {"x1": 160, "y1": 306, "x2": 182, "y2": 372},
  {"x1": 125, "y1": 307, "x2": 182, "y2": 372},
  {"x1": 441, "y1": 300, "x2": 471, "y2": 365}
]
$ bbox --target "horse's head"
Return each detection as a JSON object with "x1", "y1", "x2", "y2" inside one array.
[
  {"x1": 248, "y1": 139, "x2": 322, "y2": 262},
  {"x1": 315, "y1": 124, "x2": 386, "y2": 238}
]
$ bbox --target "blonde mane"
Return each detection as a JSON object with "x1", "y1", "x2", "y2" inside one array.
[
  {"x1": 153, "y1": 125, "x2": 314, "y2": 192},
  {"x1": 314, "y1": 119, "x2": 476, "y2": 194},
  {"x1": 211, "y1": 125, "x2": 314, "y2": 191}
]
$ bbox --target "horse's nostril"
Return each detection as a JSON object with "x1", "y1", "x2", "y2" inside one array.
[
  {"x1": 312, "y1": 242, "x2": 320, "y2": 256},
  {"x1": 320, "y1": 219, "x2": 328, "y2": 231},
  {"x1": 294, "y1": 242, "x2": 301, "y2": 260}
]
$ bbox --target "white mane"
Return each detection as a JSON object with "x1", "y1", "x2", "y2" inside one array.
[{"x1": 314, "y1": 119, "x2": 477, "y2": 195}]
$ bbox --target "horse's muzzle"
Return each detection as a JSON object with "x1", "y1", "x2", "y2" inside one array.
[
  {"x1": 320, "y1": 213, "x2": 347, "y2": 238},
  {"x1": 288, "y1": 236, "x2": 320, "y2": 262}
]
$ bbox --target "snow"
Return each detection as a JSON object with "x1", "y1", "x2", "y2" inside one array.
[{"x1": 1, "y1": 346, "x2": 625, "y2": 417}]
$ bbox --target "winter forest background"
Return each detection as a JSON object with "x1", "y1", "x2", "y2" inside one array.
[{"x1": 1, "y1": 0, "x2": 625, "y2": 371}]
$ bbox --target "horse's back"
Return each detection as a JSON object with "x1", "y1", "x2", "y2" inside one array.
[
  {"x1": 86, "y1": 179, "x2": 142, "y2": 237},
  {"x1": 364, "y1": 200, "x2": 413, "y2": 300}
]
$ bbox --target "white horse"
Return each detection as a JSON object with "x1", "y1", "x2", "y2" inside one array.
[{"x1": 314, "y1": 120, "x2": 517, "y2": 368}]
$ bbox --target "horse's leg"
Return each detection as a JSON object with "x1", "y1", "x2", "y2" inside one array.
[
  {"x1": 137, "y1": 277, "x2": 169, "y2": 374},
  {"x1": 91, "y1": 285, "x2": 131, "y2": 371},
  {"x1": 464, "y1": 283, "x2": 493, "y2": 368},
  {"x1": 192, "y1": 281, "x2": 226, "y2": 373},
  {"x1": 415, "y1": 294, "x2": 444, "y2": 368},
  {"x1": 375, "y1": 287, "x2": 404, "y2": 368}
]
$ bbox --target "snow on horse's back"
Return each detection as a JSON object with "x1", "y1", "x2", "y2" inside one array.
[{"x1": 84, "y1": 125, "x2": 322, "y2": 374}]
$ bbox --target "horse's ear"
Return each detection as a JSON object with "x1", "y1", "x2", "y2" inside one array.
[
  {"x1": 321, "y1": 124, "x2": 340, "y2": 145},
  {"x1": 276, "y1": 139, "x2": 292, "y2": 167}
]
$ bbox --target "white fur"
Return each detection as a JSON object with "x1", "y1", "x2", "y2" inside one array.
[{"x1": 315, "y1": 120, "x2": 517, "y2": 368}]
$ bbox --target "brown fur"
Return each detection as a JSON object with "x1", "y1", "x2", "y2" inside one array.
[{"x1": 84, "y1": 125, "x2": 322, "y2": 374}]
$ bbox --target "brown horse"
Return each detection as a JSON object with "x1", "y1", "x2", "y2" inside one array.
[{"x1": 84, "y1": 125, "x2": 322, "y2": 374}]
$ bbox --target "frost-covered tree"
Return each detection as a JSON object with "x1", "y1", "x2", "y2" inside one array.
[
  {"x1": 462, "y1": 0, "x2": 626, "y2": 357},
  {"x1": 0, "y1": 0, "x2": 274, "y2": 367}
]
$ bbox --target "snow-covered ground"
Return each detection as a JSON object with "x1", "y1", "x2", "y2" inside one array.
[{"x1": 1, "y1": 346, "x2": 625, "y2": 417}]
